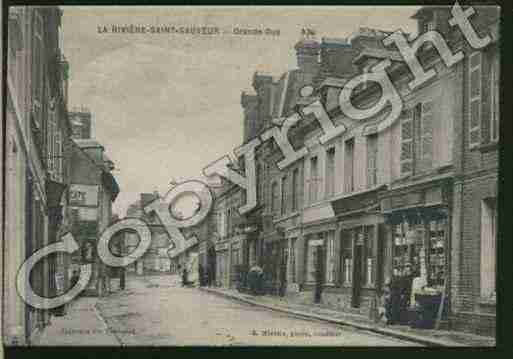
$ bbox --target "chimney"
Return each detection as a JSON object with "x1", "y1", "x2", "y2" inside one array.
[
  {"x1": 294, "y1": 32, "x2": 320, "y2": 76},
  {"x1": 241, "y1": 90, "x2": 259, "y2": 142}
]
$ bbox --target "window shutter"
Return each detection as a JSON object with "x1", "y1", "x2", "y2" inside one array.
[
  {"x1": 334, "y1": 230, "x2": 341, "y2": 285},
  {"x1": 469, "y1": 52, "x2": 482, "y2": 147},
  {"x1": 400, "y1": 110, "x2": 414, "y2": 175},
  {"x1": 491, "y1": 54, "x2": 499, "y2": 142},
  {"x1": 366, "y1": 134, "x2": 378, "y2": 188},
  {"x1": 421, "y1": 100, "x2": 434, "y2": 164}
]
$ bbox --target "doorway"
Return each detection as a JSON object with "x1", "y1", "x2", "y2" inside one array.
[
  {"x1": 352, "y1": 241, "x2": 363, "y2": 308},
  {"x1": 314, "y1": 245, "x2": 325, "y2": 303}
]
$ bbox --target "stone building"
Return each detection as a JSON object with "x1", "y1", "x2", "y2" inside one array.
[
  {"x1": 4, "y1": 6, "x2": 72, "y2": 345},
  {"x1": 124, "y1": 192, "x2": 173, "y2": 275}
]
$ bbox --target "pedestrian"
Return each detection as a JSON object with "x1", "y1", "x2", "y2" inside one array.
[
  {"x1": 181, "y1": 266, "x2": 189, "y2": 287},
  {"x1": 198, "y1": 264, "x2": 204, "y2": 287},
  {"x1": 399, "y1": 263, "x2": 414, "y2": 324},
  {"x1": 389, "y1": 270, "x2": 402, "y2": 325}
]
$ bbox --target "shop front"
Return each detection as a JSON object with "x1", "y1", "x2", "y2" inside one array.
[
  {"x1": 230, "y1": 235, "x2": 244, "y2": 289},
  {"x1": 261, "y1": 228, "x2": 285, "y2": 296},
  {"x1": 380, "y1": 179, "x2": 452, "y2": 328},
  {"x1": 215, "y1": 240, "x2": 230, "y2": 288}
]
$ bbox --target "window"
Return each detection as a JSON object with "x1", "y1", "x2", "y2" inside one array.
[
  {"x1": 309, "y1": 156, "x2": 319, "y2": 203},
  {"x1": 469, "y1": 52, "x2": 482, "y2": 147},
  {"x1": 490, "y1": 55, "x2": 499, "y2": 142},
  {"x1": 481, "y1": 198, "x2": 497, "y2": 300},
  {"x1": 341, "y1": 231, "x2": 353, "y2": 284},
  {"x1": 367, "y1": 134, "x2": 378, "y2": 188},
  {"x1": 291, "y1": 168, "x2": 299, "y2": 212},
  {"x1": 364, "y1": 226, "x2": 375, "y2": 286},
  {"x1": 400, "y1": 110, "x2": 414, "y2": 175},
  {"x1": 271, "y1": 181, "x2": 278, "y2": 215},
  {"x1": 325, "y1": 231, "x2": 336, "y2": 283},
  {"x1": 256, "y1": 163, "x2": 262, "y2": 204},
  {"x1": 290, "y1": 238, "x2": 297, "y2": 283},
  {"x1": 428, "y1": 218, "x2": 446, "y2": 286},
  {"x1": 280, "y1": 175, "x2": 287, "y2": 216},
  {"x1": 424, "y1": 19, "x2": 435, "y2": 32},
  {"x1": 306, "y1": 236, "x2": 321, "y2": 283},
  {"x1": 421, "y1": 100, "x2": 434, "y2": 163},
  {"x1": 344, "y1": 139, "x2": 355, "y2": 192},
  {"x1": 325, "y1": 147, "x2": 336, "y2": 198}
]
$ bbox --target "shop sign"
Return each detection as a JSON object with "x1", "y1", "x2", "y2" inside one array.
[
  {"x1": 215, "y1": 242, "x2": 229, "y2": 251},
  {"x1": 382, "y1": 192, "x2": 423, "y2": 211},
  {"x1": 309, "y1": 239, "x2": 324, "y2": 246},
  {"x1": 69, "y1": 184, "x2": 99, "y2": 207}
]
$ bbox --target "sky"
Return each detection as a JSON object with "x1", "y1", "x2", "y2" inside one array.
[{"x1": 60, "y1": 6, "x2": 420, "y2": 217}]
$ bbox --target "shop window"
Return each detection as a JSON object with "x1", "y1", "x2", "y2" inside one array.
[
  {"x1": 325, "y1": 231, "x2": 336, "y2": 284},
  {"x1": 367, "y1": 134, "x2": 378, "y2": 188},
  {"x1": 344, "y1": 139, "x2": 354, "y2": 193},
  {"x1": 325, "y1": 147, "x2": 336, "y2": 198},
  {"x1": 341, "y1": 231, "x2": 353, "y2": 284},
  {"x1": 309, "y1": 156, "x2": 319, "y2": 203},
  {"x1": 306, "y1": 236, "x2": 318, "y2": 283},
  {"x1": 480, "y1": 198, "x2": 496, "y2": 300},
  {"x1": 392, "y1": 219, "x2": 425, "y2": 278},
  {"x1": 428, "y1": 218, "x2": 446, "y2": 287},
  {"x1": 364, "y1": 226, "x2": 375, "y2": 286},
  {"x1": 469, "y1": 52, "x2": 482, "y2": 148}
]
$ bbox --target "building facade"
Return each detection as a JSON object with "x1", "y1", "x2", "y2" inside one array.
[
  {"x1": 68, "y1": 137, "x2": 119, "y2": 296},
  {"x1": 211, "y1": 5, "x2": 499, "y2": 337},
  {"x1": 4, "y1": 6, "x2": 73, "y2": 345}
]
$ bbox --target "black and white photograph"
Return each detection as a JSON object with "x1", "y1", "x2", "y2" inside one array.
[{"x1": 1, "y1": 3, "x2": 503, "y2": 349}]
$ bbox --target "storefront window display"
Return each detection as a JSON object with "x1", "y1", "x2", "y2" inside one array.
[
  {"x1": 391, "y1": 214, "x2": 447, "y2": 287},
  {"x1": 392, "y1": 219, "x2": 424, "y2": 278},
  {"x1": 341, "y1": 232, "x2": 353, "y2": 285},
  {"x1": 325, "y1": 231, "x2": 336, "y2": 284}
]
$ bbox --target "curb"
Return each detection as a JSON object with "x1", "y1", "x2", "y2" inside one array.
[{"x1": 199, "y1": 287, "x2": 466, "y2": 347}]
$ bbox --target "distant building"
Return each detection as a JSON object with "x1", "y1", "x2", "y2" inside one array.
[
  {"x1": 69, "y1": 138, "x2": 120, "y2": 297},
  {"x1": 69, "y1": 107, "x2": 92, "y2": 139}
]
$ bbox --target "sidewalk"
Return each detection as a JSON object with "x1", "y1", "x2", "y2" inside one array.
[
  {"x1": 34, "y1": 296, "x2": 121, "y2": 346},
  {"x1": 200, "y1": 287, "x2": 495, "y2": 347}
]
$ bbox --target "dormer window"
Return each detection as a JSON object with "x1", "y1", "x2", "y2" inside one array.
[{"x1": 424, "y1": 19, "x2": 435, "y2": 32}]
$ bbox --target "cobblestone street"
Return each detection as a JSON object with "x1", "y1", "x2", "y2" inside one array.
[{"x1": 90, "y1": 275, "x2": 419, "y2": 346}]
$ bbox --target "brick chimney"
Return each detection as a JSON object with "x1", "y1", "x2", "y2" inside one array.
[{"x1": 294, "y1": 34, "x2": 320, "y2": 77}]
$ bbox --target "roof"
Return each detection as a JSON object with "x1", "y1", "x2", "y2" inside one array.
[
  {"x1": 319, "y1": 77, "x2": 349, "y2": 89},
  {"x1": 353, "y1": 48, "x2": 404, "y2": 65},
  {"x1": 321, "y1": 37, "x2": 350, "y2": 47},
  {"x1": 73, "y1": 138, "x2": 104, "y2": 150}
]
